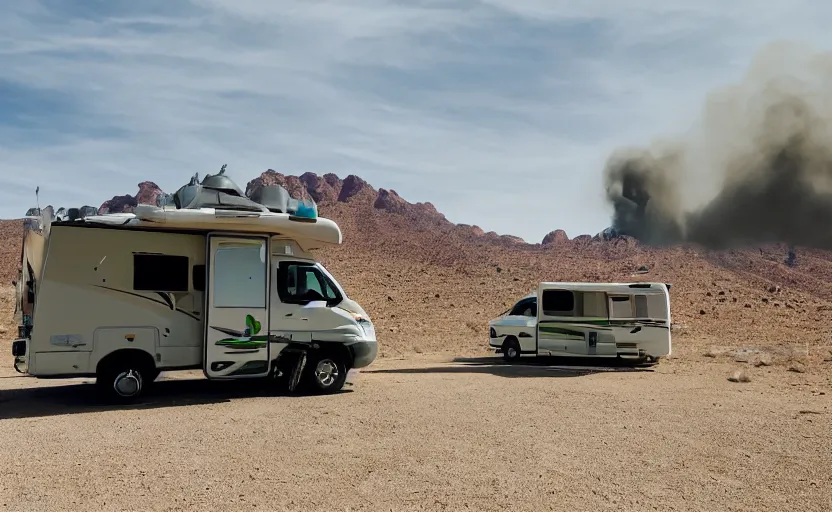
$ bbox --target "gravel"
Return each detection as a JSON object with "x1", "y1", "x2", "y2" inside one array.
[{"x1": 1, "y1": 353, "x2": 829, "y2": 511}]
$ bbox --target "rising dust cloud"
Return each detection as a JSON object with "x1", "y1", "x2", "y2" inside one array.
[{"x1": 604, "y1": 41, "x2": 832, "y2": 250}]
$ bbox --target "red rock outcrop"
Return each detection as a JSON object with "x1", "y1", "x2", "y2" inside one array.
[
  {"x1": 99, "y1": 182, "x2": 165, "y2": 214},
  {"x1": 374, "y1": 189, "x2": 409, "y2": 214},
  {"x1": 245, "y1": 170, "x2": 312, "y2": 202},
  {"x1": 338, "y1": 175, "x2": 375, "y2": 203},
  {"x1": 299, "y1": 172, "x2": 340, "y2": 203},
  {"x1": 542, "y1": 230, "x2": 569, "y2": 245}
]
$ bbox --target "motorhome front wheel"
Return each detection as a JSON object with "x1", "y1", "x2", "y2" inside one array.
[
  {"x1": 502, "y1": 337, "x2": 521, "y2": 362},
  {"x1": 305, "y1": 353, "x2": 348, "y2": 394}
]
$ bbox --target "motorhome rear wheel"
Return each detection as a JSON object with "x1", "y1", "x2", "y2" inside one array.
[{"x1": 96, "y1": 353, "x2": 156, "y2": 402}]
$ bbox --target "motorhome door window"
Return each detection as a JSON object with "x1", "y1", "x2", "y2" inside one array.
[{"x1": 212, "y1": 243, "x2": 267, "y2": 308}]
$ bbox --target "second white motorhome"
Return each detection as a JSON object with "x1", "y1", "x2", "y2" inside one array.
[
  {"x1": 11, "y1": 167, "x2": 377, "y2": 402},
  {"x1": 488, "y1": 281, "x2": 671, "y2": 363}
]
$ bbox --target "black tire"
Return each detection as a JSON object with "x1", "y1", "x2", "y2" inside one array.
[
  {"x1": 502, "y1": 337, "x2": 521, "y2": 362},
  {"x1": 302, "y1": 351, "x2": 348, "y2": 394},
  {"x1": 96, "y1": 357, "x2": 154, "y2": 403}
]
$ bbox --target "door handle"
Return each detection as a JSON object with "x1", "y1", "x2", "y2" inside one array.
[
  {"x1": 630, "y1": 326, "x2": 642, "y2": 334},
  {"x1": 71, "y1": 343, "x2": 87, "y2": 348}
]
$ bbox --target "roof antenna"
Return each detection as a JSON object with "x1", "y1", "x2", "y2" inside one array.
[
  {"x1": 219, "y1": 164, "x2": 227, "y2": 175},
  {"x1": 35, "y1": 186, "x2": 41, "y2": 213}
]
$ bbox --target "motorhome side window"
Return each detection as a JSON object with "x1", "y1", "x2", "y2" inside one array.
[
  {"x1": 609, "y1": 295, "x2": 633, "y2": 318},
  {"x1": 133, "y1": 254, "x2": 189, "y2": 292},
  {"x1": 541, "y1": 289, "x2": 575, "y2": 316},
  {"x1": 277, "y1": 262, "x2": 341, "y2": 305},
  {"x1": 634, "y1": 294, "x2": 649, "y2": 318}
]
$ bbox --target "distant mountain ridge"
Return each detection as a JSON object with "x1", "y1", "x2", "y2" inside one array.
[{"x1": 94, "y1": 169, "x2": 603, "y2": 246}]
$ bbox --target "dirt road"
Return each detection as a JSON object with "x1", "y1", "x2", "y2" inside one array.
[{"x1": 1, "y1": 353, "x2": 829, "y2": 511}]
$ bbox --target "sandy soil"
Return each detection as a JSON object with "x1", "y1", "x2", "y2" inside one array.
[
  {"x1": 2, "y1": 185, "x2": 832, "y2": 511},
  {"x1": 1, "y1": 346, "x2": 830, "y2": 511}
]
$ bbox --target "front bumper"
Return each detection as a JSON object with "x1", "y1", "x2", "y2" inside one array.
[{"x1": 350, "y1": 340, "x2": 378, "y2": 369}]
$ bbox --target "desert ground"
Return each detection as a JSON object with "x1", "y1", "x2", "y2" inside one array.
[
  {"x1": 1, "y1": 342, "x2": 830, "y2": 511},
  {"x1": 1, "y1": 175, "x2": 831, "y2": 511}
]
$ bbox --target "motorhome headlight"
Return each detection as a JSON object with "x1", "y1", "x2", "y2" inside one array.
[{"x1": 348, "y1": 312, "x2": 375, "y2": 338}]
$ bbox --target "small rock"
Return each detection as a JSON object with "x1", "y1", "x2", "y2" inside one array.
[
  {"x1": 733, "y1": 297, "x2": 738, "y2": 302},
  {"x1": 728, "y1": 369, "x2": 751, "y2": 383},
  {"x1": 706, "y1": 292, "x2": 713, "y2": 297},
  {"x1": 754, "y1": 355, "x2": 772, "y2": 367},
  {"x1": 434, "y1": 293, "x2": 440, "y2": 298},
  {"x1": 718, "y1": 291, "x2": 725, "y2": 296},
  {"x1": 768, "y1": 285, "x2": 781, "y2": 293},
  {"x1": 762, "y1": 298, "x2": 769, "y2": 303},
  {"x1": 387, "y1": 296, "x2": 394, "y2": 302},
  {"x1": 496, "y1": 266, "x2": 502, "y2": 273},
  {"x1": 788, "y1": 363, "x2": 806, "y2": 374},
  {"x1": 700, "y1": 309, "x2": 706, "y2": 315},
  {"x1": 744, "y1": 303, "x2": 752, "y2": 308}
]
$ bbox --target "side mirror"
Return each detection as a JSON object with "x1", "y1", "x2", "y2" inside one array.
[{"x1": 630, "y1": 326, "x2": 642, "y2": 334}]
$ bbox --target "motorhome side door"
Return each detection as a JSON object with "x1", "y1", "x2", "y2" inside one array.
[{"x1": 203, "y1": 235, "x2": 271, "y2": 379}]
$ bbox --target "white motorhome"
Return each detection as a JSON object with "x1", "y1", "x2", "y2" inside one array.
[
  {"x1": 488, "y1": 282, "x2": 671, "y2": 363},
  {"x1": 10, "y1": 168, "x2": 377, "y2": 401}
]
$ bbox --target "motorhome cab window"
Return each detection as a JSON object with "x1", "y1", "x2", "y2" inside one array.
[
  {"x1": 277, "y1": 262, "x2": 341, "y2": 305},
  {"x1": 213, "y1": 243, "x2": 267, "y2": 308},
  {"x1": 132, "y1": 253, "x2": 189, "y2": 292},
  {"x1": 509, "y1": 298, "x2": 536, "y2": 317}
]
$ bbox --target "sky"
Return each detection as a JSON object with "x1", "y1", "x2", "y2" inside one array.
[{"x1": 2, "y1": 1, "x2": 832, "y2": 243}]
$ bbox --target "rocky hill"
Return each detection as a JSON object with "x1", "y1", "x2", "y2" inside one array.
[{"x1": 2, "y1": 170, "x2": 832, "y2": 364}]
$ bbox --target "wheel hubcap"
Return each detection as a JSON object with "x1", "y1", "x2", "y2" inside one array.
[
  {"x1": 314, "y1": 359, "x2": 339, "y2": 387},
  {"x1": 113, "y1": 370, "x2": 142, "y2": 397},
  {"x1": 507, "y1": 347, "x2": 517, "y2": 358}
]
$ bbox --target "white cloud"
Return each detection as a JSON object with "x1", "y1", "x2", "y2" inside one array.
[{"x1": 1, "y1": 0, "x2": 832, "y2": 242}]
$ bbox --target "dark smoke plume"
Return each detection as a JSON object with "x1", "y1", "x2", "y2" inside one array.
[{"x1": 604, "y1": 41, "x2": 832, "y2": 250}]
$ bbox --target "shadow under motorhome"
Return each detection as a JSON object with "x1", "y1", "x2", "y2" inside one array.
[
  {"x1": 488, "y1": 282, "x2": 672, "y2": 363},
  {"x1": 10, "y1": 167, "x2": 377, "y2": 402}
]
